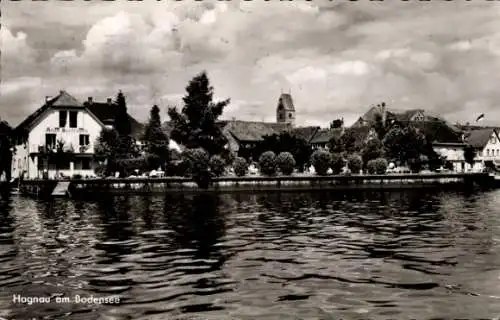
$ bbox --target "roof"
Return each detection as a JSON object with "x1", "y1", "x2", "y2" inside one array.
[
  {"x1": 15, "y1": 91, "x2": 83, "y2": 133},
  {"x1": 355, "y1": 105, "x2": 444, "y2": 127},
  {"x1": 407, "y1": 120, "x2": 463, "y2": 143},
  {"x1": 310, "y1": 128, "x2": 343, "y2": 144},
  {"x1": 223, "y1": 120, "x2": 287, "y2": 142},
  {"x1": 84, "y1": 101, "x2": 145, "y2": 139},
  {"x1": 288, "y1": 126, "x2": 320, "y2": 143},
  {"x1": 277, "y1": 93, "x2": 295, "y2": 111},
  {"x1": 465, "y1": 128, "x2": 497, "y2": 149},
  {"x1": 52, "y1": 91, "x2": 83, "y2": 107},
  {"x1": 0, "y1": 121, "x2": 12, "y2": 137}
]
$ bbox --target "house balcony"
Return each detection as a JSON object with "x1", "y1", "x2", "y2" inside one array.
[{"x1": 30, "y1": 144, "x2": 94, "y2": 155}]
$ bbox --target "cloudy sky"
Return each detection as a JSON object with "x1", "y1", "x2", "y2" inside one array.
[{"x1": 2, "y1": 0, "x2": 500, "y2": 128}]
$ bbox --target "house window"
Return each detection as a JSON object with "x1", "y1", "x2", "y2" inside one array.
[
  {"x1": 289, "y1": 113, "x2": 293, "y2": 119},
  {"x1": 69, "y1": 111, "x2": 78, "y2": 128},
  {"x1": 45, "y1": 134, "x2": 56, "y2": 148},
  {"x1": 59, "y1": 111, "x2": 67, "y2": 128},
  {"x1": 491, "y1": 136, "x2": 497, "y2": 144},
  {"x1": 478, "y1": 151, "x2": 482, "y2": 157},
  {"x1": 81, "y1": 158, "x2": 91, "y2": 170},
  {"x1": 79, "y1": 134, "x2": 90, "y2": 146},
  {"x1": 487, "y1": 149, "x2": 490, "y2": 156},
  {"x1": 37, "y1": 158, "x2": 44, "y2": 170}
]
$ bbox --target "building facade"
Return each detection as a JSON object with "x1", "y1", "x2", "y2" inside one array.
[{"x1": 11, "y1": 91, "x2": 143, "y2": 179}]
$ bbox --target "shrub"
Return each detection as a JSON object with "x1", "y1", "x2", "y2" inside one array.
[
  {"x1": 330, "y1": 153, "x2": 344, "y2": 174},
  {"x1": 72, "y1": 174, "x2": 83, "y2": 180},
  {"x1": 276, "y1": 152, "x2": 296, "y2": 175},
  {"x1": 408, "y1": 158, "x2": 422, "y2": 173},
  {"x1": 94, "y1": 163, "x2": 107, "y2": 177},
  {"x1": 166, "y1": 160, "x2": 189, "y2": 177},
  {"x1": 310, "y1": 150, "x2": 332, "y2": 175},
  {"x1": 209, "y1": 155, "x2": 226, "y2": 177},
  {"x1": 169, "y1": 149, "x2": 182, "y2": 161},
  {"x1": 444, "y1": 161, "x2": 454, "y2": 171},
  {"x1": 183, "y1": 148, "x2": 211, "y2": 188},
  {"x1": 347, "y1": 154, "x2": 363, "y2": 174},
  {"x1": 115, "y1": 157, "x2": 148, "y2": 176},
  {"x1": 366, "y1": 159, "x2": 377, "y2": 174},
  {"x1": 374, "y1": 158, "x2": 388, "y2": 174},
  {"x1": 233, "y1": 157, "x2": 248, "y2": 177},
  {"x1": 258, "y1": 151, "x2": 277, "y2": 176}
]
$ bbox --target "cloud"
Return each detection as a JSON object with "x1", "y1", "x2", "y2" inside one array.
[
  {"x1": 3, "y1": 1, "x2": 500, "y2": 128},
  {"x1": 0, "y1": 27, "x2": 37, "y2": 77}
]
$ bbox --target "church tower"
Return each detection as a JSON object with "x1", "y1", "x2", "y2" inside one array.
[{"x1": 276, "y1": 91, "x2": 296, "y2": 126}]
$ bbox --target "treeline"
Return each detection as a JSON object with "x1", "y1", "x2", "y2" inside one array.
[{"x1": 95, "y1": 71, "x2": 478, "y2": 187}]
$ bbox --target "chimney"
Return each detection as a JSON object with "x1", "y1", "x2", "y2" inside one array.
[
  {"x1": 231, "y1": 117, "x2": 236, "y2": 121},
  {"x1": 59, "y1": 90, "x2": 64, "y2": 95},
  {"x1": 87, "y1": 97, "x2": 93, "y2": 104},
  {"x1": 107, "y1": 98, "x2": 112, "y2": 105}
]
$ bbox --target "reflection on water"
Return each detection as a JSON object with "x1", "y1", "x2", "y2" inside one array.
[{"x1": 0, "y1": 190, "x2": 500, "y2": 319}]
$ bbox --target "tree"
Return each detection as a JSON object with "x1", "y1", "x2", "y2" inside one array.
[
  {"x1": 327, "y1": 134, "x2": 344, "y2": 154},
  {"x1": 464, "y1": 145, "x2": 476, "y2": 169},
  {"x1": 255, "y1": 132, "x2": 312, "y2": 172},
  {"x1": 94, "y1": 128, "x2": 120, "y2": 175},
  {"x1": 168, "y1": 71, "x2": 230, "y2": 156},
  {"x1": 112, "y1": 90, "x2": 138, "y2": 164},
  {"x1": 209, "y1": 155, "x2": 226, "y2": 177},
  {"x1": 361, "y1": 138, "x2": 384, "y2": 168},
  {"x1": 330, "y1": 153, "x2": 344, "y2": 174},
  {"x1": 0, "y1": 121, "x2": 13, "y2": 181},
  {"x1": 373, "y1": 113, "x2": 387, "y2": 140},
  {"x1": 347, "y1": 154, "x2": 363, "y2": 174},
  {"x1": 183, "y1": 148, "x2": 211, "y2": 188},
  {"x1": 310, "y1": 150, "x2": 332, "y2": 175},
  {"x1": 143, "y1": 105, "x2": 170, "y2": 170},
  {"x1": 50, "y1": 140, "x2": 73, "y2": 178},
  {"x1": 114, "y1": 90, "x2": 131, "y2": 137},
  {"x1": 340, "y1": 128, "x2": 362, "y2": 154},
  {"x1": 258, "y1": 151, "x2": 277, "y2": 176},
  {"x1": 276, "y1": 152, "x2": 296, "y2": 175},
  {"x1": 330, "y1": 118, "x2": 344, "y2": 129},
  {"x1": 383, "y1": 125, "x2": 425, "y2": 165},
  {"x1": 233, "y1": 157, "x2": 248, "y2": 177}
]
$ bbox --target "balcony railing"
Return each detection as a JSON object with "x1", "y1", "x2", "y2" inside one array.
[{"x1": 31, "y1": 144, "x2": 93, "y2": 154}]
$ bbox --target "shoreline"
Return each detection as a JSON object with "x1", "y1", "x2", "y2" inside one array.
[{"x1": 15, "y1": 172, "x2": 493, "y2": 197}]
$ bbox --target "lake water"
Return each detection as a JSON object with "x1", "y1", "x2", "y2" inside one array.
[{"x1": 1, "y1": 190, "x2": 500, "y2": 320}]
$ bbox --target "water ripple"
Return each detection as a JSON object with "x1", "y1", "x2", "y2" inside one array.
[{"x1": 0, "y1": 190, "x2": 500, "y2": 319}]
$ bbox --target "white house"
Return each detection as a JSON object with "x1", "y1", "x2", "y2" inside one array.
[
  {"x1": 433, "y1": 142, "x2": 467, "y2": 172},
  {"x1": 434, "y1": 128, "x2": 500, "y2": 172},
  {"x1": 11, "y1": 91, "x2": 144, "y2": 179},
  {"x1": 465, "y1": 128, "x2": 500, "y2": 171}
]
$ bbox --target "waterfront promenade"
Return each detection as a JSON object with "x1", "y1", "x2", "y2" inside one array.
[{"x1": 17, "y1": 172, "x2": 493, "y2": 197}]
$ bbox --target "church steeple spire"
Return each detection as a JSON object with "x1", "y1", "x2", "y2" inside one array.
[{"x1": 276, "y1": 91, "x2": 296, "y2": 127}]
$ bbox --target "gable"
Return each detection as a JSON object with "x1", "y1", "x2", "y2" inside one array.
[
  {"x1": 411, "y1": 111, "x2": 425, "y2": 121},
  {"x1": 488, "y1": 131, "x2": 500, "y2": 145}
]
